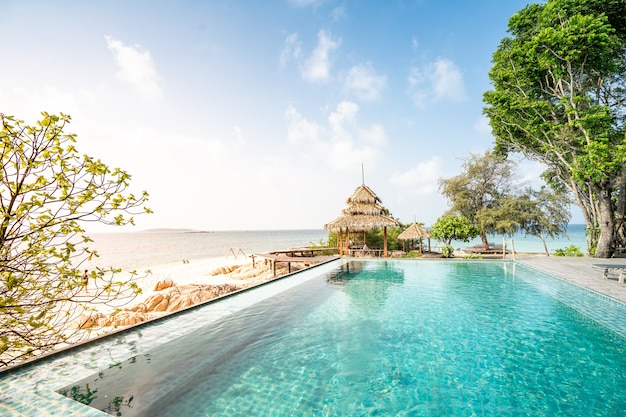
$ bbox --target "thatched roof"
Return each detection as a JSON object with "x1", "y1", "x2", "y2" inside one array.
[
  {"x1": 324, "y1": 184, "x2": 400, "y2": 232},
  {"x1": 325, "y1": 213, "x2": 400, "y2": 232},
  {"x1": 398, "y1": 223, "x2": 431, "y2": 240},
  {"x1": 341, "y1": 202, "x2": 383, "y2": 216},
  {"x1": 346, "y1": 184, "x2": 381, "y2": 205}
]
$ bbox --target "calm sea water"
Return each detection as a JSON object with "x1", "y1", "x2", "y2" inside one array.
[
  {"x1": 83, "y1": 225, "x2": 588, "y2": 271},
  {"x1": 461, "y1": 223, "x2": 587, "y2": 254},
  {"x1": 85, "y1": 229, "x2": 329, "y2": 271}
]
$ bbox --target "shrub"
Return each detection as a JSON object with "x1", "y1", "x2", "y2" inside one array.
[{"x1": 554, "y1": 245, "x2": 584, "y2": 257}]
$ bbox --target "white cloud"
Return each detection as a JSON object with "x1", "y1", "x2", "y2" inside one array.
[
  {"x1": 289, "y1": 0, "x2": 327, "y2": 6},
  {"x1": 343, "y1": 62, "x2": 387, "y2": 101},
  {"x1": 360, "y1": 124, "x2": 387, "y2": 147},
  {"x1": 407, "y1": 57, "x2": 466, "y2": 107},
  {"x1": 285, "y1": 101, "x2": 387, "y2": 171},
  {"x1": 301, "y1": 30, "x2": 340, "y2": 83},
  {"x1": 105, "y1": 35, "x2": 162, "y2": 100},
  {"x1": 389, "y1": 156, "x2": 443, "y2": 195},
  {"x1": 328, "y1": 100, "x2": 358, "y2": 139},
  {"x1": 279, "y1": 33, "x2": 302, "y2": 68},
  {"x1": 330, "y1": 6, "x2": 347, "y2": 21},
  {"x1": 515, "y1": 159, "x2": 546, "y2": 187},
  {"x1": 474, "y1": 116, "x2": 491, "y2": 136},
  {"x1": 284, "y1": 104, "x2": 323, "y2": 144}
]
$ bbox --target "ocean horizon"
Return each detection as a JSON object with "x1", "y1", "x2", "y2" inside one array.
[{"x1": 81, "y1": 224, "x2": 589, "y2": 273}]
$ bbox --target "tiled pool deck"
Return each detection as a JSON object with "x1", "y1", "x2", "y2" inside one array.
[
  {"x1": 2, "y1": 256, "x2": 626, "y2": 416},
  {"x1": 517, "y1": 254, "x2": 626, "y2": 304}
]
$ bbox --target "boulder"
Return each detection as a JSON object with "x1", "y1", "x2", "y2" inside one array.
[
  {"x1": 210, "y1": 265, "x2": 240, "y2": 276},
  {"x1": 144, "y1": 293, "x2": 170, "y2": 312},
  {"x1": 72, "y1": 312, "x2": 106, "y2": 329},
  {"x1": 129, "y1": 302, "x2": 148, "y2": 313},
  {"x1": 154, "y1": 278, "x2": 175, "y2": 291},
  {"x1": 109, "y1": 310, "x2": 149, "y2": 327}
]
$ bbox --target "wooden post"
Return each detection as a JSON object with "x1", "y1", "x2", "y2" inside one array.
[
  {"x1": 511, "y1": 239, "x2": 516, "y2": 261},
  {"x1": 384, "y1": 227, "x2": 388, "y2": 257},
  {"x1": 338, "y1": 230, "x2": 343, "y2": 256}
]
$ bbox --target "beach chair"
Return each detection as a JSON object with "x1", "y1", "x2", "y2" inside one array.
[{"x1": 591, "y1": 264, "x2": 626, "y2": 284}]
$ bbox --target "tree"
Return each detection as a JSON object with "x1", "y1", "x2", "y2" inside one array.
[
  {"x1": 475, "y1": 186, "x2": 572, "y2": 255},
  {"x1": 1, "y1": 112, "x2": 152, "y2": 367},
  {"x1": 483, "y1": 0, "x2": 626, "y2": 257},
  {"x1": 430, "y1": 215, "x2": 479, "y2": 257},
  {"x1": 439, "y1": 150, "x2": 516, "y2": 247},
  {"x1": 440, "y1": 151, "x2": 571, "y2": 252}
]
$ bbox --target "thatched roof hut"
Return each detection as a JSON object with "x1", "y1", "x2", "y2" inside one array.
[
  {"x1": 398, "y1": 223, "x2": 431, "y2": 253},
  {"x1": 324, "y1": 183, "x2": 400, "y2": 257}
]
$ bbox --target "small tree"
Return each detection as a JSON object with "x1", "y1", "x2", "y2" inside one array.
[
  {"x1": 439, "y1": 150, "x2": 516, "y2": 248},
  {"x1": 430, "y1": 215, "x2": 479, "y2": 257},
  {"x1": 440, "y1": 150, "x2": 571, "y2": 250},
  {"x1": 1, "y1": 112, "x2": 152, "y2": 367}
]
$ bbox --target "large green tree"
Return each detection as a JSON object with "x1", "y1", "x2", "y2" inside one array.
[
  {"x1": 1, "y1": 112, "x2": 151, "y2": 367},
  {"x1": 483, "y1": 0, "x2": 626, "y2": 257}
]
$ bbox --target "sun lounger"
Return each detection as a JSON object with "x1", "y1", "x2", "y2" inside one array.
[
  {"x1": 591, "y1": 264, "x2": 626, "y2": 284},
  {"x1": 464, "y1": 244, "x2": 509, "y2": 255}
]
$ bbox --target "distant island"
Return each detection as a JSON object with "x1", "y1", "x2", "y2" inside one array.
[{"x1": 142, "y1": 228, "x2": 214, "y2": 233}]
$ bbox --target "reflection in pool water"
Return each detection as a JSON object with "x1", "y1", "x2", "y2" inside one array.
[{"x1": 59, "y1": 260, "x2": 626, "y2": 416}]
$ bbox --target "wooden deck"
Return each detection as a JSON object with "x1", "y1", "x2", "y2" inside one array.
[
  {"x1": 269, "y1": 247, "x2": 338, "y2": 257},
  {"x1": 251, "y1": 253, "x2": 340, "y2": 276}
]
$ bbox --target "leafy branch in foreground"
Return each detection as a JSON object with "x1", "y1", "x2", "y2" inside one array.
[{"x1": 0, "y1": 112, "x2": 152, "y2": 367}]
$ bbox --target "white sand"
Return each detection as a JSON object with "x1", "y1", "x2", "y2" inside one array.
[
  {"x1": 82, "y1": 255, "x2": 258, "y2": 316},
  {"x1": 125, "y1": 256, "x2": 254, "y2": 304}
]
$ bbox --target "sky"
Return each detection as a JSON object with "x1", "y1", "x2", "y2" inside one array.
[{"x1": 0, "y1": 0, "x2": 580, "y2": 232}]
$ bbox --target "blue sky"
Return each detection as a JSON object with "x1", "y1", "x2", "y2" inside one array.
[{"x1": 2, "y1": 0, "x2": 576, "y2": 231}]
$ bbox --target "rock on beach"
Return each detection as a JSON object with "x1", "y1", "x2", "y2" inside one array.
[{"x1": 73, "y1": 256, "x2": 298, "y2": 330}]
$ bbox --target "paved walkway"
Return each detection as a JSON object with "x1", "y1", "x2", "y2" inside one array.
[{"x1": 516, "y1": 255, "x2": 626, "y2": 303}]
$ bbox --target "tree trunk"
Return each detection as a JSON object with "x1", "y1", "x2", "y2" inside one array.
[
  {"x1": 540, "y1": 233, "x2": 550, "y2": 256},
  {"x1": 480, "y1": 233, "x2": 489, "y2": 249},
  {"x1": 615, "y1": 174, "x2": 626, "y2": 248},
  {"x1": 595, "y1": 188, "x2": 615, "y2": 258}
]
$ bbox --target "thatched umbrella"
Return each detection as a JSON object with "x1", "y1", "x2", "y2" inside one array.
[
  {"x1": 398, "y1": 223, "x2": 431, "y2": 254},
  {"x1": 324, "y1": 183, "x2": 400, "y2": 257}
]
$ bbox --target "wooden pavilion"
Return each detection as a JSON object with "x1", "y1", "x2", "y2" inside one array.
[
  {"x1": 324, "y1": 183, "x2": 400, "y2": 257},
  {"x1": 398, "y1": 223, "x2": 431, "y2": 254}
]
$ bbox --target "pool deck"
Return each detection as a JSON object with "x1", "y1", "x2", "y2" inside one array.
[{"x1": 516, "y1": 254, "x2": 626, "y2": 303}]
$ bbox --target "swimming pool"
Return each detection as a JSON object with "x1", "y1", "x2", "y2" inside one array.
[{"x1": 3, "y1": 259, "x2": 626, "y2": 416}]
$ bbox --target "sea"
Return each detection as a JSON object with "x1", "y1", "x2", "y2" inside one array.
[
  {"x1": 83, "y1": 225, "x2": 588, "y2": 272},
  {"x1": 460, "y1": 223, "x2": 587, "y2": 254}
]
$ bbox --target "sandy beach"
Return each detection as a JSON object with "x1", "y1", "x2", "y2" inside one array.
[
  {"x1": 123, "y1": 256, "x2": 255, "y2": 303},
  {"x1": 74, "y1": 252, "x2": 308, "y2": 333}
]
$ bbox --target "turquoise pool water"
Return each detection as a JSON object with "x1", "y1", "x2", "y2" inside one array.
[{"x1": 49, "y1": 260, "x2": 626, "y2": 416}]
